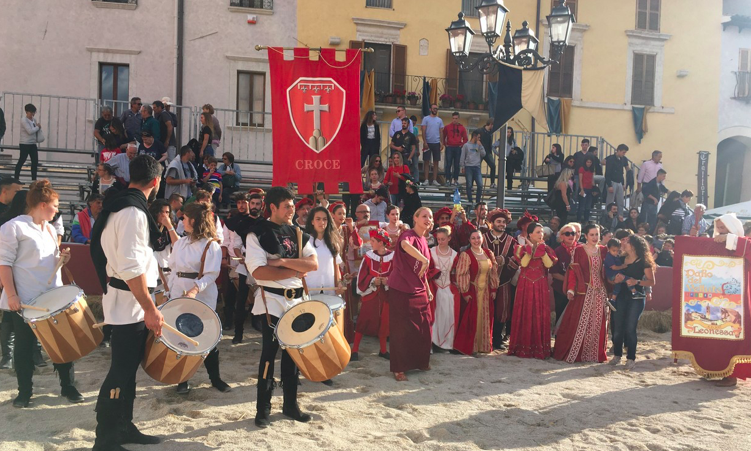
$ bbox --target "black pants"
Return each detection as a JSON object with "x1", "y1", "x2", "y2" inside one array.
[
  {"x1": 10, "y1": 311, "x2": 73, "y2": 395},
  {"x1": 1, "y1": 311, "x2": 14, "y2": 358},
  {"x1": 547, "y1": 172, "x2": 559, "y2": 193},
  {"x1": 360, "y1": 139, "x2": 380, "y2": 167},
  {"x1": 506, "y1": 164, "x2": 515, "y2": 190},
  {"x1": 224, "y1": 275, "x2": 239, "y2": 327},
  {"x1": 15, "y1": 144, "x2": 39, "y2": 181},
  {"x1": 95, "y1": 322, "x2": 148, "y2": 430},
  {"x1": 482, "y1": 149, "x2": 496, "y2": 182},
  {"x1": 499, "y1": 284, "x2": 517, "y2": 339},
  {"x1": 234, "y1": 275, "x2": 251, "y2": 338},
  {"x1": 553, "y1": 290, "x2": 569, "y2": 329},
  {"x1": 342, "y1": 194, "x2": 361, "y2": 219},
  {"x1": 258, "y1": 314, "x2": 297, "y2": 382}
]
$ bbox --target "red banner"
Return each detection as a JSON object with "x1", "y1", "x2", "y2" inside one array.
[
  {"x1": 268, "y1": 47, "x2": 364, "y2": 194},
  {"x1": 672, "y1": 236, "x2": 751, "y2": 379}
]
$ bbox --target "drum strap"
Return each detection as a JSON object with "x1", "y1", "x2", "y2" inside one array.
[
  {"x1": 297, "y1": 227, "x2": 310, "y2": 298},
  {"x1": 259, "y1": 285, "x2": 273, "y2": 333},
  {"x1": 46, "y1": 226, "x2": 76, "y2": 285},
  {"x1": 197, "y1": 239, "x2": 220, "y2": 279},
  {"x1": 157, "y1": 266, "x2": 170, "y2": 293}
]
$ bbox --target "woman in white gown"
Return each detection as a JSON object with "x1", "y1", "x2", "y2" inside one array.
[{"x1": 429, "y1": 226, "x2": 459, "y2": 351}]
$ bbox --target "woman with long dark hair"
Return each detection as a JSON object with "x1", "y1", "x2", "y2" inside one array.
[
  {"x1": 553, "y1": 224, "x2": 610, "y2": 363},
  {"x1": 304, "y1": 207, "x2": 342, "y2": 296},
  {"x1": 16, "y1": 103, "x2": 41, "y2": 182},
  {"x1": 360, "y1": 110, "x2": 381, "y2": 168},
  {"x1": 618, "y1": 208, "x2": 640, "y2": 233},
  {"x1": 508, "y1": 222, "x2": 557, "y2": 359},
  {"x1": 610, "y1": 234, "x2": 655, "y2": 370},
  {"x1": 544, "y1": 143, "x2": 565, "y2": 192}
]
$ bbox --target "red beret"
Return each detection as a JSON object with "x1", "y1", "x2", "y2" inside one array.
[
  {"x1": 248, "y1": 188, "x2": 265, "y2": 196},
  {"x1": 487, "y1": 208, "x2": 512, "y2": 224},
  {"x1": 435, "y1": 207, "x2": 452, "y2": 219},
  {"x1": 369, "y1": 228, "x2": 391, "y2": 246},
  {"x1": 328, "y1": 201, "x2": 346, "y2": 214},
  {"x1": 516, "y1": 210, "x2": 538, "y2": 230},
  {"x1": 295, "y1": 198, "x2": 314, "y2": 210}
]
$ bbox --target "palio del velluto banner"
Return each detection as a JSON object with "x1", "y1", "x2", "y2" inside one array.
[{"x1": 268, "y1": 47, "x2": 364, "y2": 195}]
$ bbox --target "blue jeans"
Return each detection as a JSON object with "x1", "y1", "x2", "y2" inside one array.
[
  {"x1": 409, "y1": 150, "x2": 420, "y2": 179},
  {"x1": 445, "y1": 146, "x2": 462, "y2": 182},
  {"x1": 611, "y1": 289, "x2": 646, "y2": 361},
  {"x1": 465, "y1": 166, "x2": 483, "y2": 204},
  {"x1": 640, "y1": 202, "x2": 658, "y2": 232},
  {"x1": 576, "y1": 188, "x2": 593, "y2": 222}
]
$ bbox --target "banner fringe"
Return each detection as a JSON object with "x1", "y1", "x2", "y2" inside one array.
[{"x1": 672, "y1": 350, "x2": 751, "y2": 380}]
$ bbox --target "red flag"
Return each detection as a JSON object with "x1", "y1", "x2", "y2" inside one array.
[{"x1": 268, "y1": 47, "x2": 364, "y2": 194}]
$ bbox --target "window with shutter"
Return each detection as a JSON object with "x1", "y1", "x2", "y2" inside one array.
[
  {"x1": 364, "y1": 43, "x2": 392, "y2": 94},
  {"x1": 546, "y1": 45, "x2": 575, "y2": 98},
  {"x1": 458, "y1": 53, "x2": 486, "y2": 104},
  {"x1": 237, "y1": 71, "x2": 266, "y2": 127},
  {"x1": 392, "y1": 44, "x2": 407, "y2": 95},
  {"x1": 446, "y1": 49, "x2": 460, "y2": 99},
  {"x1": 636, "y1": 0, "x2": 660, "y2": 32},
  {"x1": 631, "y1": 53, "x2": 656, "y2": 106},
  {"x1": 461, "y1": 0, "x2": 482, "y2": 17},
  {"x1": 99, "y1": 63, "x2": 129, "y2": 116}
]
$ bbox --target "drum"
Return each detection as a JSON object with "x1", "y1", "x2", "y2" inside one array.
[
  {"x1": 275, "y1": 300, "x2": 351, "y2": 382},
  {"x1": 22, "y1": 285, "x2": 103, "y2": 364},
  {"x1": 310, "y1": 294, "x2": 346, "y2": 335},
  {"x1": 142, "y1": 297, "x2": 221, "y2": 384},
  {"x1": 152, "y1": 286, "x2": 167, "y2": 306}
]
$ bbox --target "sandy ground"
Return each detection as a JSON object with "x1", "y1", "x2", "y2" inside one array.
[{"x1": 1, "y1": 328, "x2": 750, "y2": 451}]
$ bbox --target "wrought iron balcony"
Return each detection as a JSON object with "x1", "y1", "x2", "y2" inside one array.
[
  {"x1": 733, "y1": 71, "x2": 751, "y2": 102},
  {"x1": 371, "y1": 72, "x2": 491, "y2": 112}
]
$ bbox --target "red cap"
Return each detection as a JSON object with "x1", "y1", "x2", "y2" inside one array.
[
  {"x1": 328, "y1": 201, "x2": 346, "y2": 214},
  {"x1": 248, "y1": 188, "x2": 265, "y2": 196},
  {"x1": 435, "y1": 207, "x2": 452, "y2": 220},
  {"x1": 295, "y1": 198, "x2": 314, "y2": 210},
  {"x1": 516, "y1": 210, "x2": 538, "y2": 230},
  {"x1": 369, "y1": 228, "x2": 391, "y2": 246}
]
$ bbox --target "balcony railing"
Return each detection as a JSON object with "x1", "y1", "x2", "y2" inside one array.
[
  {"x1": 230, "y1": 0, "x2": 273, "y2": 9},
  {"x1": 366, "y1": 0, "x2": 392, "y2": 8},
  {"x1": 92, "y1": 0, "x2": 137, "y2": 4},
  {"x1": 371, "y1": 72, "x2": 491, "y2": 111},
  {"x1": 733, "y1": 71, "x2": 751, "y2": 101}
]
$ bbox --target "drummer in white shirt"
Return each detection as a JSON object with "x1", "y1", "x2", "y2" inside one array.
[
  {"x1": 245, "y1": 187, "x2": 318, "y2": 428},
  {"x1": 167, "y1": 201, "x2": 230, "y2": 395},
  {"x1": 304, "y1": 206, "x2": 346, "y2": 386},
  {"x1": 0, "y1": 180, "x2": 79, "y2": 408}
]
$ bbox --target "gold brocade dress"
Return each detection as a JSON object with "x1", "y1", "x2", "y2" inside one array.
[{"x1": 474, "y1": 259, "x2": 490, "y2": 353}]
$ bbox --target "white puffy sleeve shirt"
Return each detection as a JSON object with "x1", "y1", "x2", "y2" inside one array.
[
  {"x1": 100, "y1": 207, "x2": 159, "y2": 324},
  {"x1": 0, "y1": 216, "x2": 61, "y2": 309},
  {"x1": 167, "y1": 237, "x2": 222, "y2": 310},
  {"x1": 246, "y1": 232, "x2": 316, "y2": 318}
]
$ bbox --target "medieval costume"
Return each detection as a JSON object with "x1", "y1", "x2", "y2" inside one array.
[
  {"x1": 551, "y1": 240, "x2": 579, "y2": 326},
  {"x1": 508, "y1": 242, "x2": 557, "y2": 359},
  {"x1": 553, "y1": 245, "x2": 609, "y2": 363},
  {"x1": 454, "y1": 247, "x2": 500, "y2": 355},
  {"x1": 353, "y1": 230, "x2": 394, "y2": 358},
  {"x1": 482, "y1": 209, "x2": 518, "y2": 343},
  {"x1": 429, "y1": 245, "x2": 459, "y2": 350}
]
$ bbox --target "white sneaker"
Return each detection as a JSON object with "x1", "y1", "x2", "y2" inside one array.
[
  {"x1": 421, "y1": 180, "x2": 430, "y2": 186},
  {"x1": 432, "y1": 180, "x2": 441, "y2": 186},
  {"x1": 624, "y1": 359, "x2": 636, "y2": 371},
  {"x1": 608, "y1": 356, "x2": 622, "y2": 366},
  {"x1": 490, "y1": 183, "x2": 497, "y2": 189}
]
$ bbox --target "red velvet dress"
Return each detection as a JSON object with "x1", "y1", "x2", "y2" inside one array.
[
  {"x1": 508, "y1": 243, "x2": 557, "y2": 359},
  {"x1": 356, "y1": 250, "x2": 394, "y2": 337},
  {"x1": 553, "y1": 245, "x2": 610, "y2": 363},
  {"x1": 454, "y1": 249, "x2": 500, "y2": 355}
]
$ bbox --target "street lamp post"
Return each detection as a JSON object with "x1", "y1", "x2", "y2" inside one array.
[{"x1": 446, "y1": 0, "x2": 575, "y2": 209}]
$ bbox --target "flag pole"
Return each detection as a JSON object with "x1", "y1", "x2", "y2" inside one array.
[{"x1": 254, "y1": 45, "x2": 374, "y2": 53}]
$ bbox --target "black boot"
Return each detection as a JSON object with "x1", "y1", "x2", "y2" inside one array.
[
  {"x1": 57, "y1": 363, "x2": 84, "y2": 403},
  {"x1": 205, "y1": 348, "x2": 231, "y2": 392},
  {"x1": 281, "y1": 376, "x2": 311, "y2": 423},
  {"x1": 254, "y1": 378, "x2": 275, "y2": 428},
  {"x1": 120, "y1": 422, "x2": 161, "y2": 446},
  {"x1": 93, "y1": 398, "x2": 128, "y2": 451},
  {"x1": 32, "y1": 341, "x2": 47, "y2": 367},
  {"x1": 12, "y1": 391, "x2": 32, "y2": 408}
]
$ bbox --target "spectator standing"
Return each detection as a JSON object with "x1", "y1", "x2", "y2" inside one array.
[
  {"x1": 202, "y1": 104, "x2": 222, "y2": 152},
  {"x1": 571, "y1": 138, "x2": 589, "y2": 194},
  {"x1": 636, "y1": 150, "x2": 663, "y2": 194},
  {"x1": 92, "y1": 163, "x2": 118, "y2": 195},
  {"x1": 506, "y1": 146, "x2": 524, "y2": 191},
  {"x1": 682, "y1": 204, "x2": 710, "y2": 236},
  {"x1": 71, "y1": 193, "x2": 104, "y2": 244},
  {"x1": 460, "y1": 129, "x2": 486, "y2": 205},
  {"x1": 478, "y1": 120, "x2": 496, "y2": 189},
  {"x1": 152, "y1": 101, "x2": 175, "y2": 162},
  {"x1": 162, "y1": 97, "x2": 179, "y2": 156},
  {"x1": 551, "y1": 168, "x2": 574, "y2": 222},
  {"x1": 218, "y1": 152, "x2": 242, "y2": 207},
  {"x1": 119, "y1": 97, "x2": 143, "y2": 142},
  {"x1": 390, "y1": 118, "x2": 417, "y2": 164},
  {"x1": 421, "y1": 104, "x2": 444, "y2": 186},
  {"x1": 108, "y1": 143, "x2": 138, "y2": 184},
  {"x1": 388, "y1": 106, "x2": 413, "y2": 138},
  {"x1": 198, "y1": 112, "x2": 215, "y2": 162},
  {"x1": 359, "y1": 110, "x2": 381, "y2": 167},
  {"x1": 640, "y1": 168, "x2": 667, "y2": 231},
  {"x1": 604, "y1": 144, "x2": 630, "y2": 220},
  {"x1": 165, "y1": 146, "x2": 197, "y2": 201},
  {"x1": 94, "y1": 106, "x2": 123, "y2": 151},
  {"x1": 543, "y1": 144, "x2": 564, "y2": 192},
  {"x1": 137, "y1": 131, "x2": 167, "y2": 165},
  {"x1": 16, "y1": 103, "x2": 41, "y2": 182},
  {"x1": 139, "y1": 105, "x2": 160, "y2": 143},
  {"x1": 587, "y1": 146, "x2": 605, "y2": 196},
  {"x1": 0, "y1": 103, "x2": 6, "y2": 148},
  {"x1": 576, "y1": 155, "x2": 596, "y2": 222},
  {"x1": 409, "y1": 115, "x2": 420, "y2": 178},
  {"x1": 442, "y1": 112, "x2": 468, "y2": 187},
  {"x1": 384, "y1": 151, "x2": 410, "y2": 206},
  {"x1": 99, "y1": 135, "x2": 122, "y2": 164},
  {"x1": 666, "y1": 190, "x2": 694, "y2": 235}
]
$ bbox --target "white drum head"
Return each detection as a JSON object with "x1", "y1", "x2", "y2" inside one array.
[
  {"x1": 276, "y1": 300, "x2": 332, "y2": 349},
  {"x1": 159, "y1": 297, "x2": 221, "y2": 355},
  {"x1": 22, "y1": 286, "x2": 83, "y2": 321},
  {"x1": 310, "y1": 294, "x2": 345, "y2": 312}
]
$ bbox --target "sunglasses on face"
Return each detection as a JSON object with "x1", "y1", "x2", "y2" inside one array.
[{"x1": 561, "y1": 231, "x2": 576, "y2": 237}]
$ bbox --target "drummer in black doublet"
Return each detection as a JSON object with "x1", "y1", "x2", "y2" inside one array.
[
  {"x1": 89, "y1": 155, "x2": 164, "y2": 450},
  {"x1": 245, "y1": 187, "x2": 318, "y2": 428}
]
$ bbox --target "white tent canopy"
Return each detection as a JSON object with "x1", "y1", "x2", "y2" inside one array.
[{"x1": 704, "y1": 200, "x2": 751, "y2": 220}]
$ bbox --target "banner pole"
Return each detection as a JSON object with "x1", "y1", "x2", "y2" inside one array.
[{"x1": 255, "y1": 45, "x2": 374, "y2": 53}]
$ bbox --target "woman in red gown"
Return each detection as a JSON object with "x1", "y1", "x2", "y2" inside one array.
[
  {"x1": 508, "y1": 222, "x2": 557, "y2": 359},
  {"x1": 553, "y1": 223, "x2": 610, "y2": 363},
  {"x1": 454, "y1": 230, "x2": 500, "y2": 355}
]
